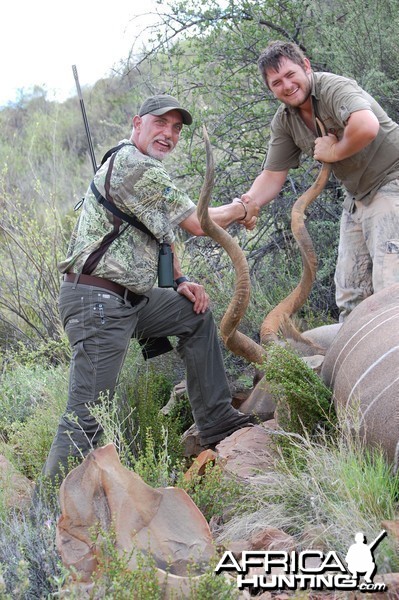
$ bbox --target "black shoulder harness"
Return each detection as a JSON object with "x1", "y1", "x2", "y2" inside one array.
[
  {"x1": 82, "y1": 143, "x2": 157, "y2": 275},
  {"x1": 91, "y1": 143, "x2": 157, "y2": 240}
]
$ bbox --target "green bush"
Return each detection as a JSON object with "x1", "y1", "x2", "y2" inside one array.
[
  {"x1": 264, "y1": 344, "x2": 335, "y2": 438},
  {"x1": 188, "y1": 560, "x2": 239, "y2": 600},
  {"x1": 0, "y1": 508, "x2": 61, "y2": 599},
  {"x1": 88, "y1": 528, "x2": 164, "y2": 600},
  {"x1": 0, "y1": 355, "x2": 68, "y2": 480},
  {"x1": 0, "y1": 361, "x2": 68, "y2": 435},
  {"x1": 179, "y1": 462, "x2": 246, "y2": 523},
  {"x1": 0, "y1": 189, "x2": 69, "y2": 355},
  {"x1": 6, "y1": 386, "x2": 67, "y2": 480},
  {"x1": 119, "y1": 350, "x2": 192, "y2": 466}
]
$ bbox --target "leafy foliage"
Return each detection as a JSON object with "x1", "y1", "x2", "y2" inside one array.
[
  {"x1": 0, "y1": 509, "x2": 61, "y2": 599},
  {"x1": 180, "y1": 461, "x2": 246, "y2": 522},
  {"x1": 119, "y1": 355, "x2": 191, "y2": 466},
  {"x1": 264, "y1": 343, "x2": 335, "y2": 437},
  {"x1": 88, "y1": 527, "x2": 164, "y2": 600},
  {"x1": 0, "y1": 362, "x2": 67, "y2": 436},
  {"x1": 5, "y1": 381, "x2": 67, "y2": 480},
  {"x1": 0, "y1": 181, "x2": 71, "y2": 357}
]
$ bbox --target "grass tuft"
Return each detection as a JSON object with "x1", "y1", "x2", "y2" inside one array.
[{"x1": 218, "y1": 429, "x2": 399, "y2": 573}]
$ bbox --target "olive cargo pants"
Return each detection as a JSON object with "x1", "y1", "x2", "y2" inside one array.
[
  {"x1": 43, "y1": 282, "x2": 240, "y2": 482},
  {"x1": 335, "y1": 179, "x2": 399, "y2": 320}
]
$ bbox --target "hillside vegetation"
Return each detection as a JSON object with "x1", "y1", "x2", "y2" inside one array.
[{"x1": 0, "y1": 0, "x2": 399, "y2": 597}]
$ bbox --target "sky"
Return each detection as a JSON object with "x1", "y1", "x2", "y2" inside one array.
[{"x1": 1, "y1": 0, "x2": 158, "y2": 107}]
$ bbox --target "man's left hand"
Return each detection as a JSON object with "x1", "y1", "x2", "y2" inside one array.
[
  {"x1": 314, "y1": 133, "x2": 338, "y2": 162},
  {"x1": 177, "y1": 281, "x2": 210, "y2": 313}
]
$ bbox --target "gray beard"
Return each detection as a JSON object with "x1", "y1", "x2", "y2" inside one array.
[{"x1": 146, "y1": 141, "x2": 174, "y2": 161}]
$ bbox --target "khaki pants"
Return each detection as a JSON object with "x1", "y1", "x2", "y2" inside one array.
[
  {"x1": 335, "y1": 179, "x2": 399, "y2": 321},
  {"x1": 43, "y1": 282, "x2": 239, "y2": 483}
]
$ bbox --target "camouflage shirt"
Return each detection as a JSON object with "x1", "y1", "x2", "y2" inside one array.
[{"x1": 58, "y1": 141, "x2": 195, "y2": 293}]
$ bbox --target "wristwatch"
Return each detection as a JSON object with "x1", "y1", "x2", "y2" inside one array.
[{"x1": 174, "y1": 276, "x2": 189, "y2": 290}]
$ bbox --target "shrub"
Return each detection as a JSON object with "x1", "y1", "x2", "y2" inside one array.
[
  {"x1": 118, "y1": 349, "x2": 192, "y2": 466},
  {"x1": 0, "y1": 509, "x2": 61, "y2": 599},
  {"x1": 88, "y1": 527, "x2": 164, "y2": 600},
  {"x1": 0, "y1": 358, "x2": 68, "y2": 480},
  {"x1": 6, "y1": 390, "x2": 67, "y2": 481},
  {"x1": 179, "y1": 462, "x2": 246, "y2": 523},
  {"x1": 263, "y1": 344, "x2": 335, "y2": 439},
  {"x1": 0, "y1": 188, "x2": 69, "y2": 355},
  {"x1": 0, "y1": 361, "x2": 68, "y2": 436}
]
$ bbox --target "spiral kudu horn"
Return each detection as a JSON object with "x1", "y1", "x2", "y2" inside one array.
[
  {"x1": 260, "y1": 119, "x2": 332, "y2": 345},
  {"x1": 197, "y1": 126, "x2": 265, "y2": 365}
]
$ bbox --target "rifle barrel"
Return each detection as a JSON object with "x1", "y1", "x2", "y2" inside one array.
[
  {"x1": 368, "y1": 529, "x2": 387, "y2": 550},
  {"x1": 72, "y1": 65, "x2": 97, "y2": 174}
]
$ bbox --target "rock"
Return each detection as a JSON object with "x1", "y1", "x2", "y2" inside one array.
[
  {"x1": 381, "y1": 519, "x2": 399, "y2": 548},
  {"x1": 184, "y1": 449, "x2": 217, "y2": 482},
  {"x1": 225, "y1": 526, "x2": 296, "y2": 558},
  {"x1": 237, "y1": 588, "x2": 252, "y2": 599},
  {"x1": 227, "y1": 539, "x2": 253, "y2": 557},
  {"x1": 56, "y1": 443, "x2": 215, "y2": 598},
  {"x1": 0, "y1": 454, "x2": 33, "y2": 509},
  {"x1": 249, "y1": 527, "x2": 296, "y2": 552},
  {"x1": 216, "y1": 422, "x2": 279, "y2": 479}
]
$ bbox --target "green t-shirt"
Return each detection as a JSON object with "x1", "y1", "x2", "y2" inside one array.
[
  {"x1": 59, "y1": 141, "x2": 195, "y2": 293},
  {"x1": 264, "y1": 71, "x2": 399, "y2": 208}
]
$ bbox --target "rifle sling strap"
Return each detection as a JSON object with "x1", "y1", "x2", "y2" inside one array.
[
  {"x1": 81, "y1": 143, "x2": 173, "y2": 360},
  {"x1": 90, "y1": 143, "x2": 157, "y2": 240},
  {"x1": 82, "y1": 144, "x2": 157, "y2": 275},
  {"x1": 90, "y1": 180, "x2": 156, "y2": 239}
]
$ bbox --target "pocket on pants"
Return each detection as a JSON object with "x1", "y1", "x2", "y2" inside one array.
[
  {"x1": 70, "y1": 340, "x2": 97, "y2": 400},
  {"x1": 379, "y1": 240, "x2": 399, "y2": 291},
  {"x1": 59, "y1": 284, "x2": 87, "y2": 332}
]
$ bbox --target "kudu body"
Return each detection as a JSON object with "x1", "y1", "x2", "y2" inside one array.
[{"x1": 321, "y1": 283, "x2": 399, "y2": 471}]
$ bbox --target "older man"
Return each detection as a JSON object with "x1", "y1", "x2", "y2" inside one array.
[{"x1": 43, "y1": 94, "x2": 258, "y2": 483}]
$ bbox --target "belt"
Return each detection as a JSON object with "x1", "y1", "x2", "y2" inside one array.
[{"x1": 63, "y1": 272, "x2": 142, "y2": 304}]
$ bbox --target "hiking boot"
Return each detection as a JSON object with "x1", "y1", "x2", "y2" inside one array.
[{"x1": 199, "y1": 412, "x2": 259, "y2": 447}]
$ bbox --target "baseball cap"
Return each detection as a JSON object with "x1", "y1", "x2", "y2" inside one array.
[{"x1": 138, "y1": 94, "x2": 193, "y2": 125}]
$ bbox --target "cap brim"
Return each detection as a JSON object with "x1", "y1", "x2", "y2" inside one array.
[{"x1": 150, "y1": 106, "x2": 193, "y2": 125}]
